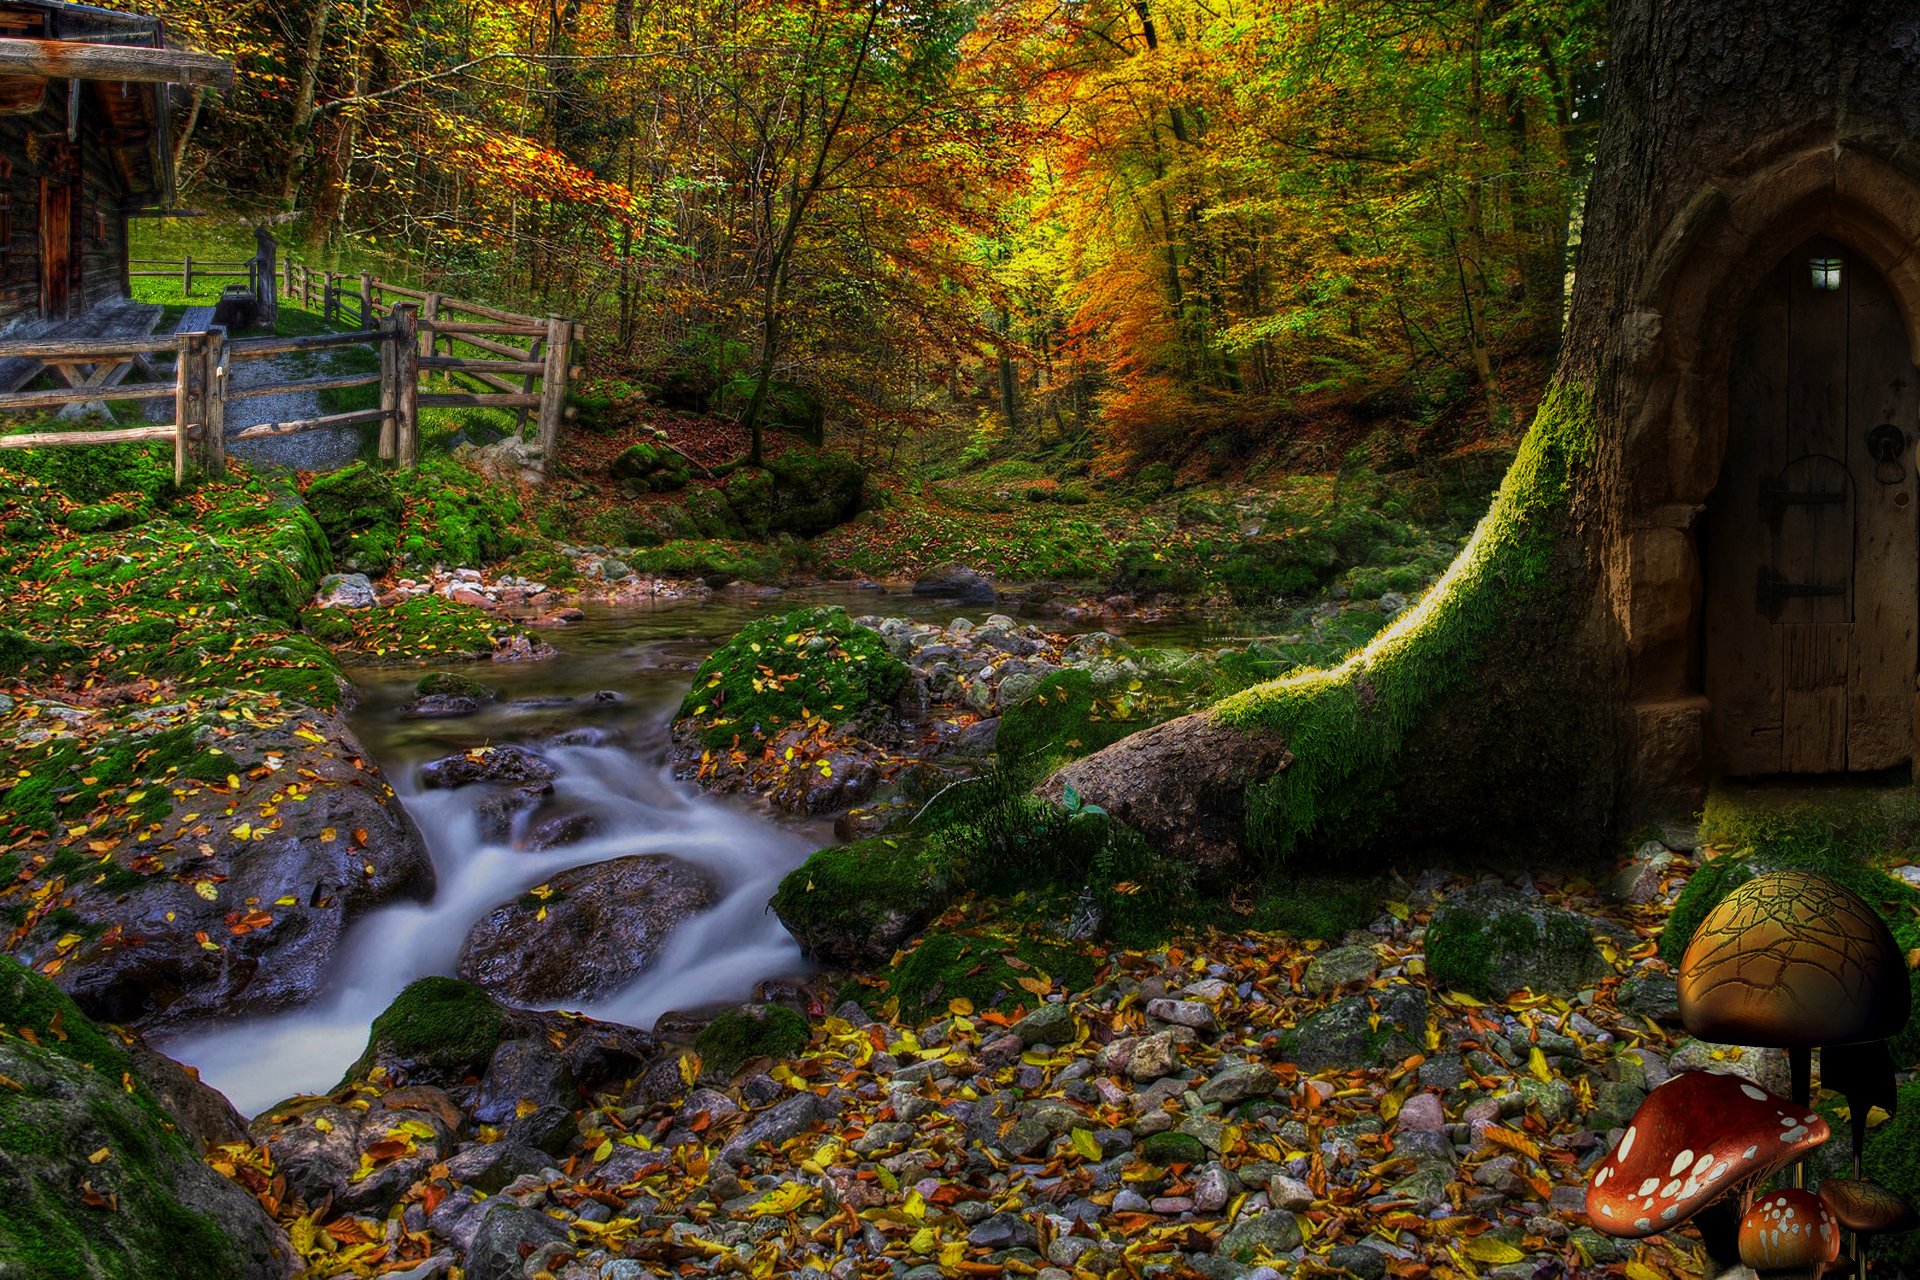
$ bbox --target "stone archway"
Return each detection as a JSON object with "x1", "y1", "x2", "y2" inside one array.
[{"x1": 1613, "y1": 144, "x2": 1920, "y2": 816}]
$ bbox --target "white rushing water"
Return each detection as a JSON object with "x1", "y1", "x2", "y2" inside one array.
[{"x1": 160, "y1": 620, "x2": 829, "y2": 1117}]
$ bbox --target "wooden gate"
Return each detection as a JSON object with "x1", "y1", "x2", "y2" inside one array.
[{"x1": 1706, "y1": 236, "x2": 1920, "y2": 774}]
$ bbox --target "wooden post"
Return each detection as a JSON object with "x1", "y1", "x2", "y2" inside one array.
[
  {"x1": 253, "y1": 225, "x2": 278, "y2": 330},
  {"x1": 420, "y1": 293, "x2": 440, "y2": 360},
  {"x1": 376, "y1": 313, "x2": 398, "y2": 460},
  {"x1": 203, "y1": 327, "x2": 227, "y2": 478},
  {"x1": 391, "y1": 303, "x2": 420, "y2": 469},
  {"x1": 534, "y1": 313, "x2": 571, "y2": 470},
  {"x1": 358, "y1": 272, "x2": 373, "y2": 328},
  {"x1": 282, "y1": 254, "x2": 292, "y2": 303},
  {"x1": 182, "y1": 251, "x2": 192, "y2": 298},
  {"x1": 174, "y1": 330, "x2": 208, "y2": 485}
]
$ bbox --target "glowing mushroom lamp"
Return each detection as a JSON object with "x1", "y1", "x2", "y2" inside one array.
[
  {"x1": 1585, "y1": 1070, "x2": 1830, "y2": 1267},
  {"x1": 1677, "y1": 869, "x2": 1909, "y2": 1125},
  {"x1": 1739, "y1": 1188, "x2": 1845, "y2": 1277},
  {"x1": 1817, "y1": 1178, "x2": 1918, "y2": 1280}
]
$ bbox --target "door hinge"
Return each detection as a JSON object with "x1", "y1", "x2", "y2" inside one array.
[{"x1": 1756, "y1": 568, "x2": 1845, "y2": 620}]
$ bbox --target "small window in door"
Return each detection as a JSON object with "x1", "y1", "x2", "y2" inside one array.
[{"x1": 1811, "y1": 256, "x2": 1844, "y2": 291}]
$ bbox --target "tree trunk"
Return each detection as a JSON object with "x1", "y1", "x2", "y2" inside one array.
[{"x1": 1048, "y1": 0, "x2": 1920, "y2": 872}]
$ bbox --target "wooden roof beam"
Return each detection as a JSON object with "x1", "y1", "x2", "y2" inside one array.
[{"x1": 0, "y1": 39, "x2": 231, "y2": 90}]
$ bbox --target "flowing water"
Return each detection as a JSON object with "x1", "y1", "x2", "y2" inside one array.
[{"x1": 160, "y1": 587, "x2": 1219, "y2": 1116}]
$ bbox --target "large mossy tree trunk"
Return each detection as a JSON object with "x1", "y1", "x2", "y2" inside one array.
[{"x1": 1050, "y1": 0, "x2": 1920, "y2": 872}]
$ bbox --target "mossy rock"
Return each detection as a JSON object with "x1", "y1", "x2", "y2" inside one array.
[
  {"x1": 765, "y1": 450, "x2": 864, "y2": 536},
  {"x1": 303, "y1": 462, "x2": 402, "y2": 574},
  {"x1": 418, "y1": 671, "x2": 494, "y2": 700},
  {"x1": 994, "y1": 670, "x2": 1136, "y2": 779},
  {"x1": 678, "y1": 606, "x2": 906, "y2": 751},
  {"x1": 1247, "y1": 876, "x2": 1384, "y2": 941},
  {"x1": 63, "y1": 502, "x2": 142, "y2": 533},
  {"x1": 347, "y1": 976, "x2": 508, "y2": 1085},
  {"x1": 771, "y1": 835, "x2": 950, "y2": 967},
  {"x1": 1425, "y1": 886, "x2": 1609, "y2": 999},
  {"x1": 1659, "y1": 791, "x2": 1920, "y2": 1067},
  {"x1": 878, "y1": 929, "x2": 1098, "y2": 1019},
  {"x1": 1138, "y1": 1131, "x2": 1207, "y2": 1167},
  {"x1": 0, "y1": 960, "x2": 293, "y2": 1278},
  {"x1": 694, "y1": 1004, "x2": 811, "y2": 1077}
]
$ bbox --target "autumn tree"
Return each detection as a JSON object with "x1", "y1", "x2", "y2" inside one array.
[{"x1": 1049, "y1": 0, "x2": 1920, "y2": 867}]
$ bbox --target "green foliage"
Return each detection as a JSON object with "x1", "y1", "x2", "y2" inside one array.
[
  {"x1": 879, "y1": 928, "x2": 1097, "y2": 1018},
  {"x1": 303, "y1": 462, "x2": 403, "y2": 573},
  {"x1": 1659, "y1": 789, "x2": 1920, "y2": 1067},
  {"x1": 0, "y1": 431, "x2": 176, "y2": 504},
  {"x1": 1244, "y1": 875, "x2": 1384, "y2": 941},
  {"x1": 770, "y1": 835, "x2": 949, "y2": 960},
  {"x1": 678, "y1": 606, "x2": 907, "y2": 750},
  {"x1": 303, "y1": 594, "x2": 506, "y2": 663},
  {"x1": 349, "y1": 976, "x2": 506, "y2": 1081},
  {"x1": 1217, "y1": 383, "x2": 1596, "y2": 865},
  {"x1": 0, "y1": 957, "x2": 143, "y2": 1102},
  {"x1": 627, "y1": 539, "x2": 784, "y2": 585},
  {"x1": 694, "y1": 1005, "x2": 811, "y2": 1076},
  {"x1": 302, "y1": 458, "x2": 525, "y2": 577},
  {"x1": 994, "y1": 671, "x2": 1138, "y2": 776},
  {"x1": 612, "y1": 441, "x2": 690, "y2": 493}
]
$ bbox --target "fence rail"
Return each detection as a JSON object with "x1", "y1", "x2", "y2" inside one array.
[{"x1": 2, "y1": 234, "x2": 582, "y2": 482}]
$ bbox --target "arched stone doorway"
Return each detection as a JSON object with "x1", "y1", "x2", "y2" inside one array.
[
  {"x1": 1610, "y1": 145, "x2": 1920, "y2": 818},
  {"x1": 1702, "y1": 236, "x2": 1920, "y2": 775}
]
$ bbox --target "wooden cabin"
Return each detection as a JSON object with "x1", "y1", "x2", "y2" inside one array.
[{"x1": 0, "y1": 0, "x2": 228, "y2": 338}]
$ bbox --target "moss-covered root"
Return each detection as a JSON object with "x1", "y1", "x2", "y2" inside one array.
[{"x1": 1045, "y1": 383, "x2": 1599, "y2": 870}]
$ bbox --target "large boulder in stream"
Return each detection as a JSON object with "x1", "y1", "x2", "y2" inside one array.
[
  {"x1": 457, "y1": 855, "x2": 716, "y2": 1003},
  {"x1": 6, "y1": 705, "x2": 434, "y2": 1031},
  {"x1": 0, "y1": 959, "x2": 297, "y2": 1277}
]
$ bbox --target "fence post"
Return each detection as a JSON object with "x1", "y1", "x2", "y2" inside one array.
[
  {"x1": 203, "y1": 327, "x2": 227, "y2": 478},
  {"x1": 282, "y1": 254, "x2": 292, "y2": 303},
  {"x1": 182, "y1": 251, "x2": 192, "y2": 298},
  {"x1": 420, "y1": 293, "x2": 440, "y2": 360},
  {"x1": 358, "y1": 272, "x2": 373, "y2": 328},
  {"x1": 173, "y1": 330, "x2": 208, "y2": 485},
  {"x1": 534, "y1": 313, "x2": 571, "y2": 471},
  {"x1": 391, "y1": 303, "x2": 420, "y2": 469},
  {"x1": 376, "y1": 313, "x2": 398, "y2": 461}
]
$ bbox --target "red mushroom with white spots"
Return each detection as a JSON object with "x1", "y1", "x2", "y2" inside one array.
[
  {"x1": 1739, "y1": 1187, "x2": 1845, "y2": 1275},
  {"x1": 1587, "y1": 1070, "x2": 1830, "y2": 1262}
]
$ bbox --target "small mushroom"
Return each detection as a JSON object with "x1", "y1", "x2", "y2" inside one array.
[
  {"x1": 1586, "y1": 1069, "x2": 1829, "y2": 1265},
  {"x1": 1817, "y1": 1177, "x2": 1918, "y2": 1280},
  {"x1": 1739, "y1": 1188, "x2": 1844, "y2": 1275},
  {"x1": 1678, "y1": 869, "x2": 1909, "y2": 1109}
]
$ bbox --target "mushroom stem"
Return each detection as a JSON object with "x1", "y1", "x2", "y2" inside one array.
[{"x1": 1697, "y1": 1199, "x2": 1743, "y2": 1275}]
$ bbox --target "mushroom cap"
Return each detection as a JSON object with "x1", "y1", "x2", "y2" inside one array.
[
  {"x1": 1585, "y1": 1070, "x2": 1828, "y2": 1238},
  {"x1": 1818, "y1": 1178, "x2": 1920, "y2": 1234},
  {"x1": 1740, "y1": 1188, "x2": 1843, "y2": 1272},
  {"x1": 1677, "y1": 870, "x2": 1909, "y2": 1047}
]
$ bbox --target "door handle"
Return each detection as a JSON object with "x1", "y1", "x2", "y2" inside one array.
[{"x1": 1868, "y1": 423, "x2": 1907, "y2": 484}]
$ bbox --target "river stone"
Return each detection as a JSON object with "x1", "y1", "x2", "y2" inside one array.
[
  {"x1": 464, "y1": 1201, "x2": 570, "y2": 1280},
  {"x1": 23, "y1": 708, "x2": 434, "y2": 1029},
  {"x1": 1217, "y1": 1211, "x2": 1304, "y2": 1262},
  {"x1": 420, "y1": 743, "x2": 557, "y2": 790},
  {"x1": 315, "y1": 571, "x2": 376, "y2": 609},
  {"x1": 1425, "y1": 885, "x2": 1611, "y2": 999},
  {"x1": 458, "y1": 854, "x2": 716, "y2": 1003},
  {"x1": 719, "y1": 1091, "x2": 830, "y2": 1164},
  {"x1": 1284, "y1": 984, "x2": 1427, "y2": 1071},
  {"x1": 1302, "y1": 945, "x2": 1381, "y2": 995},
  {"x1": 912, "y1": 563, "x2": 997, "y2": 604}
]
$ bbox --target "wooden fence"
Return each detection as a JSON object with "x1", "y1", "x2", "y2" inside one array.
[{"x1": 0, "y1": 251, "x2": 580, "y2": 482}]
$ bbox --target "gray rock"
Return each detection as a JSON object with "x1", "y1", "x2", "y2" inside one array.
[
  {"x1": 1425, "y1": 884, "x2": 1612, "y2": 998},
  {"x1": 1395, "y1": 1091, "x2": 1446, "y2": 1133},
  {"x1": 445, "y1": 1141, "x2": 554, "y2": 1194},
  {"x1": 720, "y1": 1092, "x2": 829, "y2": 1164},
  {"x1": 1302, "y1": 945, "x2": 1381, "y2": 995},
  {"x1": 1217, "y1": 1211, "x2": 1304, "y2": 1263},
  {"x1": 459, "y1": 854, "x2": 715, "y2": 1003},
  {"x1": 1667, "y1": 1041, "x2": 1790, "y2": 1097},
  {"x1": 1146, "y1": 998, "x2": 1218, "y2": 1033},
  {"x1": 420, "y1": 743, "x2": 556, "y2": 789},
  {"x1": 1617, "y1": 975, "x2": 1681, "y2": 1024},
  {"x1": 1284, "y1": 984, "x2": 1426, "y2": 1071},
  {"x1": 470, "y1": 1038, "x2": 576, "y2": 1125},
  {"x1": 316, "y1": 572, "x2": 377, "y2": 609},
  {"x1": 1328, "y1": 1244, "x2": 1388, "y2": 1280},
  {"x1": 465, "y1": 1202, "x2": 570, "y2": 1280},
  {"x1": 1128, "y1": 1031, "x2": 1180, "y2": 1081},
  {"x1": 1012, "y1": 1001, "x2": 1077, "y2": 1048},
  {"x1": 1197, "y1": 1060, "x2": 1278, "y2": 1106}
]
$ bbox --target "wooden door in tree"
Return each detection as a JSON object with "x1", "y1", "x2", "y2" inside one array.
[
  {"x1": 39, "y1": 176, "x2": 71, "y2": 320},
  {"x1": 1707, "y1": 237, "x2": 1920, "y2": 774}
]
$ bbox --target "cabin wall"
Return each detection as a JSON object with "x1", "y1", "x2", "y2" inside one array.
[{"x1": 0, "y1": 79, "x2": 136, "y2": 332}]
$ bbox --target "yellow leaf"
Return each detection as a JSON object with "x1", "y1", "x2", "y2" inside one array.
[
  {"x1": 87, "y1": 1147, "x2": 110, "y2": 1164},
  {"x1": 1625, "y1": 1261, "x2": 1666, "y2": 1280},
  {"x1": 679, "y1": 1053, "x2": 700, "y2": 1086},
  {"x1": 229, "y1": 823, "x2": 252, "y2": 841},
  {"x1": 947, "y1": 996, "x2": 974, "y2": 1016},
  {"x1": 903, "y1": 1189, "x2": 926, "y2": 1219},
  {"x1": 907, "y1": 1227, "x2": 938, "y2": 1256},
  {"x1": 194, "y1": 880, "x2": 219, "y2": 901},
  {"x1": 1070, "y1": 1128, "x2": 1102, "y2": 1161},
  {"x1": 274, "y1": 895, "x2": 298, "y2": 907},
  {"x1": 593, "y1": 1138, "x2": 613, "y2": 1161},
  {"x1": 939, "y1": 1241, "x2": 965, "y2": 1268},
  {"x1": 313, "y1": 1117, "x2": 334, "y2": 1133},
  {"x1": 1464, "y1": 1238, "x2": 1527, "y2": 1265},
  {"x1": 748, "y1": 1182, "x2": 815, "y2": 1216},
  {"x1": 1528, "y1": 1046, "x2": 1552, "y2": 1083},
  {"x1": 321, "y1": 827, "x2": 337, "y2": 843},
  {"x1": 514, "y1": 1099, "x2": 540, "y2": 1119}
]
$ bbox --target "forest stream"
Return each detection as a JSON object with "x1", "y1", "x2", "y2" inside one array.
[{"x1": 160, "y1": 589, "x2": 1210, "y2": 1116}]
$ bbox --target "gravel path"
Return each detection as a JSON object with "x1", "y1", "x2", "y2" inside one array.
[{"x1": 172, "y1": 309, "x2": 362, "y2": 472}]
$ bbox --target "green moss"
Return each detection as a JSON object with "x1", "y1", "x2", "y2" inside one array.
[
  {"x1": 1812, "y1": 1081, "x2": 1920, "y2": 1268},
  {"x1": 994, "y1": 671, "x2": 1138, "y2": 778},
  {"x1": 1425, "y1": 902, "x2": 1590, "y2": 1000},
  {"x1": 1138, "y1": 1131, "x2": 1206, "y2": 1166},
  {"x1": 0, "y1": 957, "x2": 141, "y2": 1097},
  {"x1": 678, "y1": 606, "x2": 906, "y2": 751},
  {"x1": 348, "y1": 976, "x2": 506, "y2": 1082},
  {"x1": 303, "y1": 461, "x2": 402, "y2": 573},
  {"x1": 628, "y1": 538, "x2": 784, "y2": 585},
  {"x1": 1245, "y1": 876, "x2": 1384, "y2": 941},
  {"x1": 770, "y1": 835, "x2": 950, "y2": 961},
  {"x1": 1659, "y1": 789, "x2": 1920, "y2": 1067},
  {"x1": 879, "y1": 929, "x2": 1098, "y2": 1018},
  {"x1": 63, "y1": 502, "x2": 142, "y2": 533},
  {"x1": 417, "y1": 671, "x2": 493, "y2": 699},
  {"x1": 304, "y1": 594, "x2": 506, "y2": 664},
  {"x1": 1215, "y1": 384, "x2": 1596, "y2": 865},
  {"x1": 693, "y1": 1005, "x2": 811, "y2": 1076}
]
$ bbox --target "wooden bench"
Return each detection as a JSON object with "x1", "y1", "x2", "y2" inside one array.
[{"x1": 0, "y1": 300, "x2": 166, "y2": 415}]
